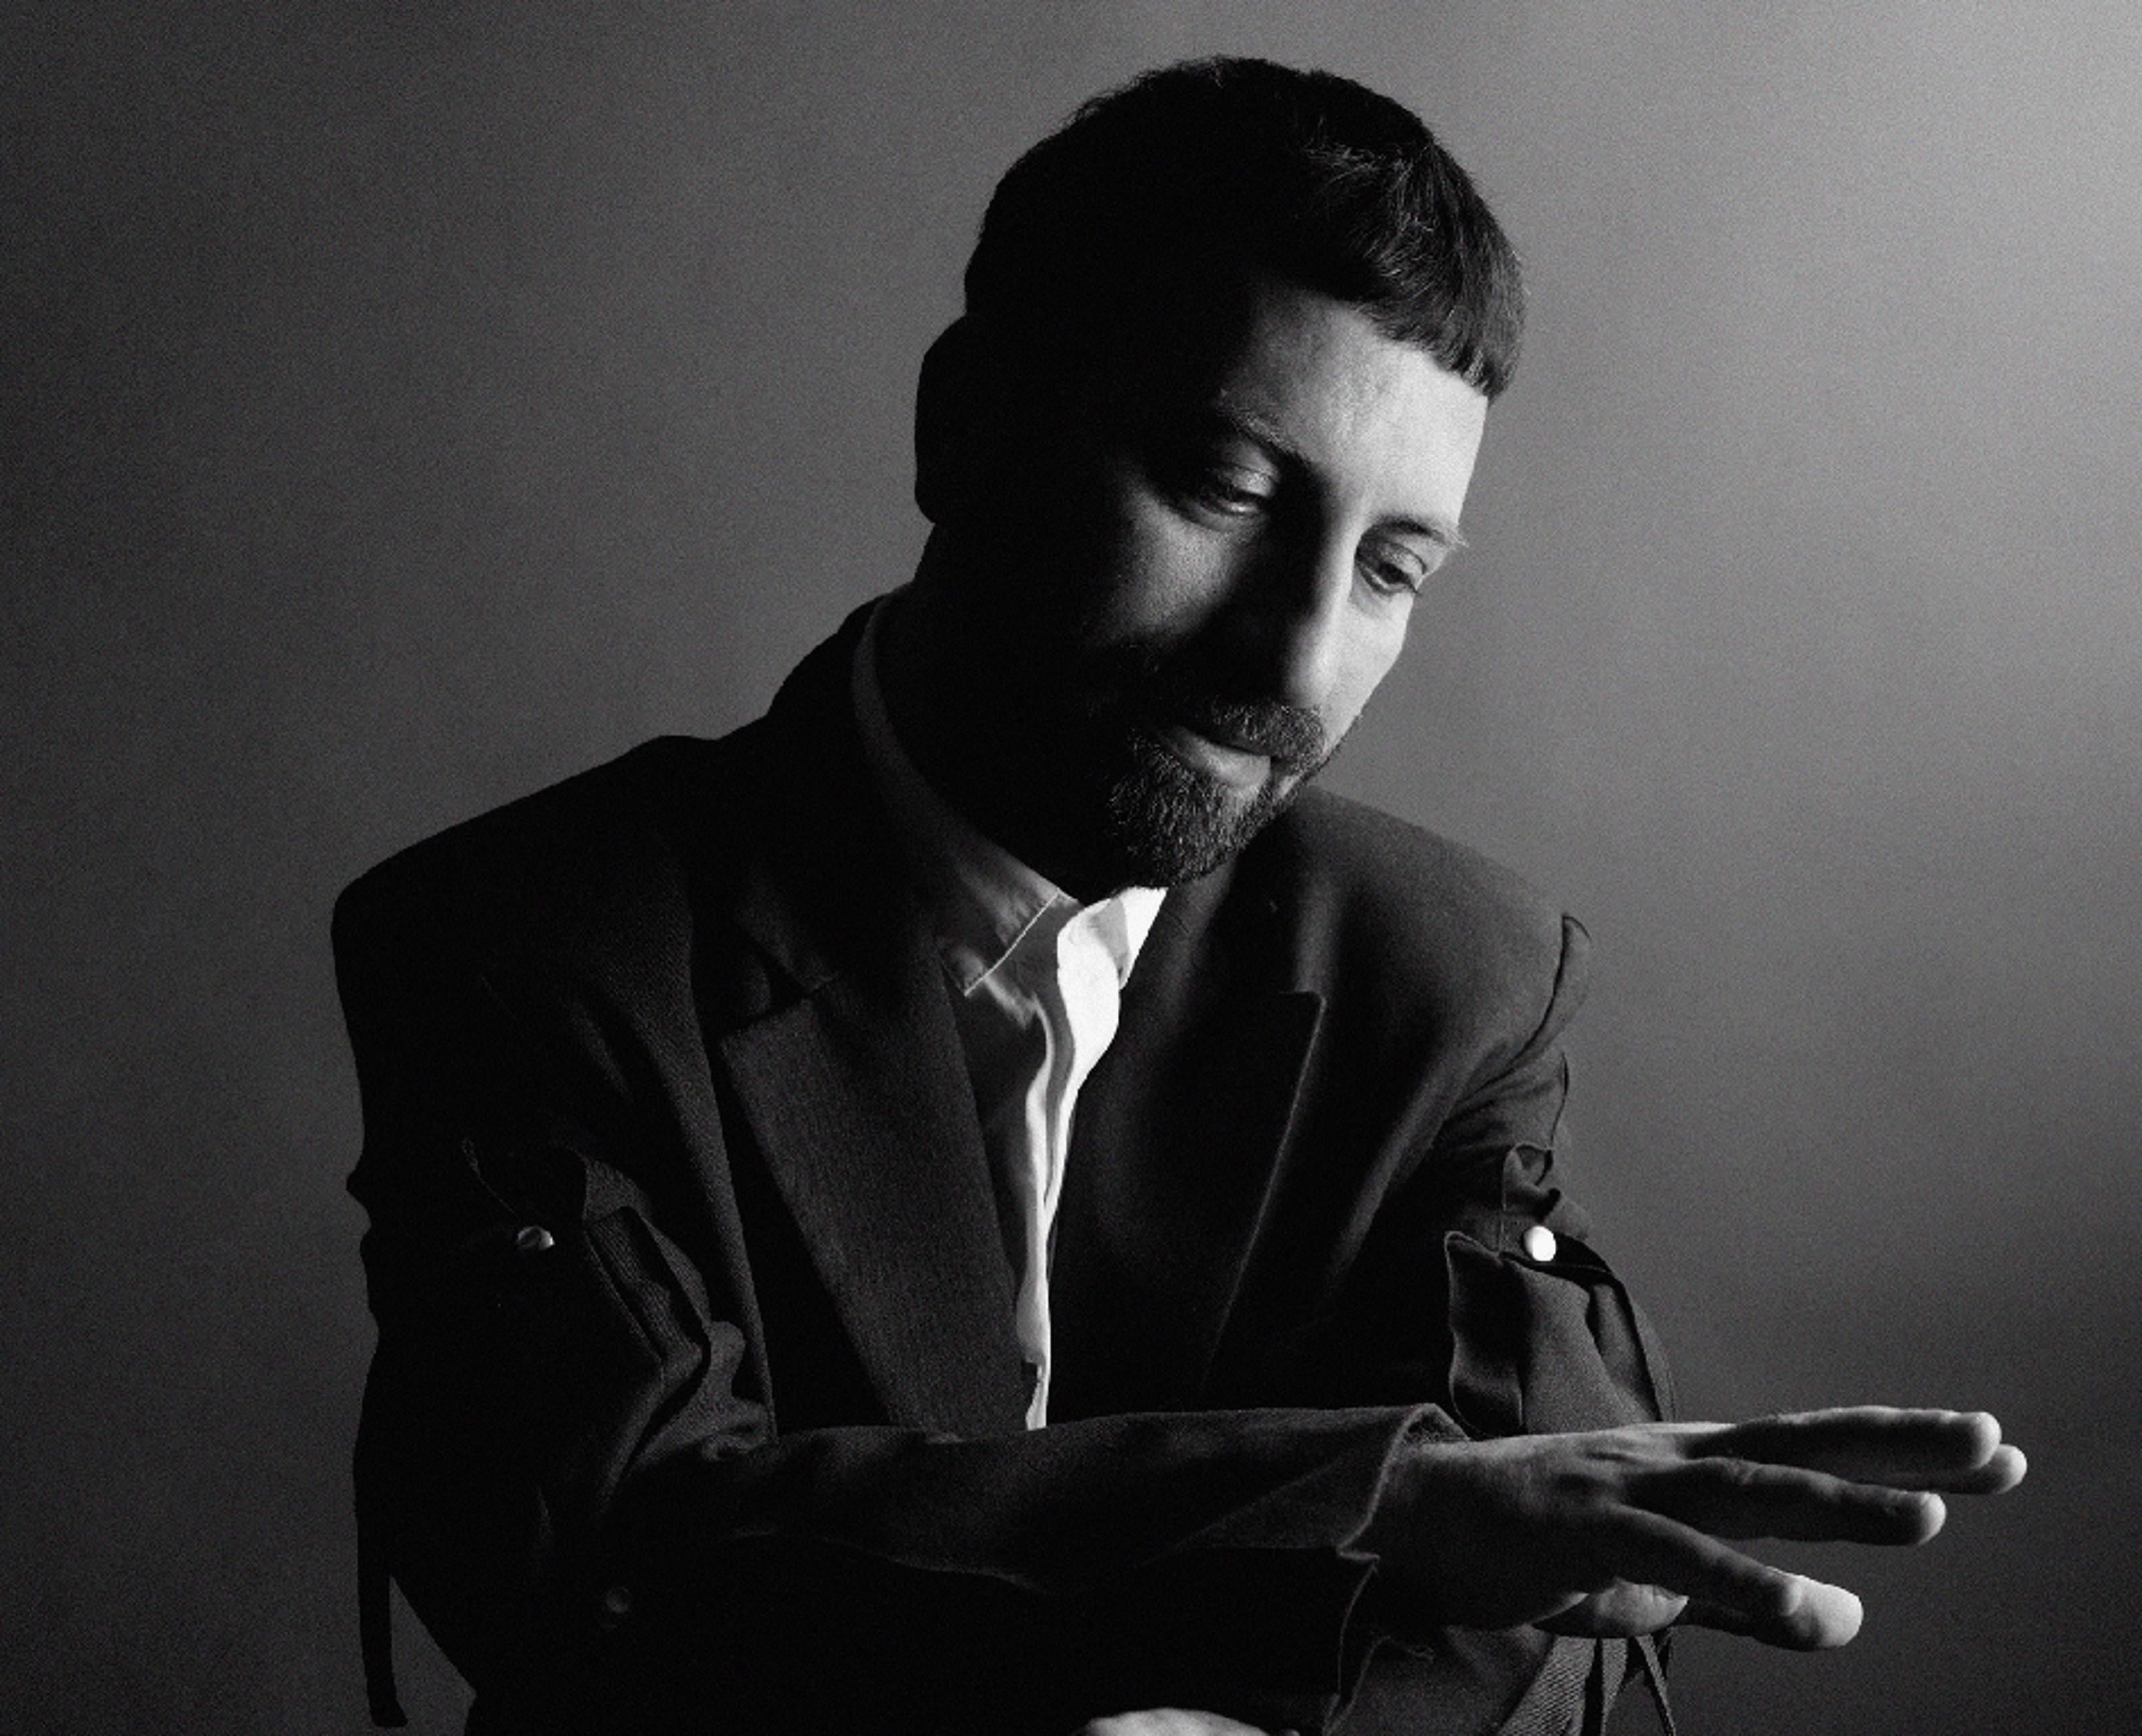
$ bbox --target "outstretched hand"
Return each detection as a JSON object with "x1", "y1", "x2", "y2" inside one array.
[{"x1": 1368, "y1": 1407, "x2": 2025, "y2": 1650}]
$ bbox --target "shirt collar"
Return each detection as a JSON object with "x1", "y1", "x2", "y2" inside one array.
[{"x1": 850, "y1": 596, "x2": 1164, "y2": 995}]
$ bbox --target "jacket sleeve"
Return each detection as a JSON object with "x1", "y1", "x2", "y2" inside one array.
[
  {"x1": 1291, "y1": 910, "x2": 1677, "y2": 1733},
  {"x1": 335, "y1": 857, "x2": 1430, "y2": 1736},
  {"x1": 1322, "y1": 913, "x2": 1673, "y2": 1436}
]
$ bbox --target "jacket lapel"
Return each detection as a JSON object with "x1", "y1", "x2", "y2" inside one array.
[
  {"x1": 690, "y1": 608, "x2": 1322, "y2": 1436},
  {"x1": 699, "y1": 614, "x2": 1028, "y2": 1439},
  {"x1": 1049, "y1": 864, "x2": 1324, "y2": 1419},
  {"x1": 716, "y1": 939, "x2": 1029, "y2": 1438}
]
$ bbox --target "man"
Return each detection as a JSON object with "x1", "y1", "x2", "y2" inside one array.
[{"x1": 336, "y1": 59, "x2": 2023, "y2": 1736}]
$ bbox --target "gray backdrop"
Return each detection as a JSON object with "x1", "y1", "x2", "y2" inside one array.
[{"x1": 5, "y1": 1, "x2": 2136, "y2": 1730}]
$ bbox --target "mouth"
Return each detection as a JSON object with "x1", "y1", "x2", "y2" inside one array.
[{"x1": 1154, "y1": 721, "x2": 1273, "y2": 790}]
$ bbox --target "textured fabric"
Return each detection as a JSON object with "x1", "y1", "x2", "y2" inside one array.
[
  {"x1": 850, "y1": 600, "x2": 1163, "y2": 1425},
  {"x1": 337, "y1": 604, "x2": 1674, "y2": 1734}
]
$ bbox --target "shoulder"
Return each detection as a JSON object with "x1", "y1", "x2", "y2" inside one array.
[
  {"x1": 1248, "y1": 786, "x2": 1581, "y2": 980},
  {"x1": 335, "y1": 611, "x2": 870, "y2": 973},
  {"x1": 1222, "y1": 786, "x2": 1589, "y2": 1057},
  {"x1": 331, "y1": 733, "x2": 745, "y2": 972}
]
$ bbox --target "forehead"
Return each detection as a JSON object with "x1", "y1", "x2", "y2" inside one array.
[{"x1": 1199, "y1": 275, "x2": 1490, "y2": 521}]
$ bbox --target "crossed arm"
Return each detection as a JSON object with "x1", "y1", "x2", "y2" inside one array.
[{"x1": 337, "y1": 838, "x2": 2027, "y2": 1729}]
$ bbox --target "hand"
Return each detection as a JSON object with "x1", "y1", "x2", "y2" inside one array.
[
  {"x1": 1366, "y1": 1407, "x2": 2025, "y2": 1650},
  {"x1": 1073, "y1": 1714, "x2": 1292, "y2": 1736}
]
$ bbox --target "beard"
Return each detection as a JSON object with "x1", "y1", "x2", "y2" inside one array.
[
  {"x1": 910, "y1": 551, "x2": 1349, "y2": 893},
  {"x1": 1078, "y1": 678, "x2": 1339, "y2": 889},
  {"x1": 1093, "y1": 727, "x2": 1301, "y2": 885}
]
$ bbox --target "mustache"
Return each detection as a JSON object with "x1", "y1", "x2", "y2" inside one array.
[{"x1": 1137, "y1": 668, "x2": 1328, "y2": 769}]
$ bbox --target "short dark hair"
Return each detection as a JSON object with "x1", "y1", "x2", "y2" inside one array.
[{"x1": 964, "y1": 57, "x2": 1525, "y2": 399}]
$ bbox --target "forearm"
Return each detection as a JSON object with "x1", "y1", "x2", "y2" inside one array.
[
  {"x1": 356, "y1": 1134, "x2": 1436, "y2": 1729},
  {"x1": 604, "y1": 1407, "x2": 1434, "y2": 1733}
]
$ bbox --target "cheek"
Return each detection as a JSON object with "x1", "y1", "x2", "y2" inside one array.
[
  {"x1": 1119, "y1": 525, "x2": 1226, "y2": 629},
  {"x1": 1060, "y1": 485, "x2": 1224, "y2": 636},
  {"x1": 1328, "y1": 620, "x2": 1410, "y2": 732}
]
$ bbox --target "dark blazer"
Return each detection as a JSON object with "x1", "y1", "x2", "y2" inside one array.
[{"x1": 335, "y1": 611, "x2": 1672, "y2": 1735}]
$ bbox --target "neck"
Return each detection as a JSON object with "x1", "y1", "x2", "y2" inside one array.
[{"x1": 877, "y1": 545, "x2": 1115, "y2": 901}]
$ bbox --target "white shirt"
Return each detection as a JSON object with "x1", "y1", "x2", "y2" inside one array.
[{"x1": 851, "y1": 601, "x2": 1165, "y2": 1428}]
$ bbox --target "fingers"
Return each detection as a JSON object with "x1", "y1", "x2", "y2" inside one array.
[
  {"x1": 1957, "y1": 1442, "x2": 2028, "y2": 1494},
  {"x1": 1589, "y1": 1507, "x2": 1867, "y2": 1649},
  {"x1": 1382, "y1": 1414, "x2": 2022, "y2": 1655},
  {"x1": 1560, "y1": 1411, "x2": 2025, "y2": 1652},
  {"x1": 1676, "y1": 1584, "x2": 1864, "y2": 1648},
  {"x1": 1539, "y1": 1583, "x2": 1689, "y2": 1638},
  {"x1": 1638, "y1": 1456, "x2": 1947, "y2": 1546},
  {"x1": 1694, "y1": 1408, "x2": 2019, "y2": 1492},
  {"x1": 1637, "y1": 1409, "x2": 2025, "y2": 1549}
]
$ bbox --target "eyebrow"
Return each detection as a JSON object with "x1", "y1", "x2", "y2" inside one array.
[
  {"x1": 1396, "y1": 516, "x2": 1470, "y2": 554},
  {"x1": 1200, "y1": 400, "x2": 1470, "y2": 551}
]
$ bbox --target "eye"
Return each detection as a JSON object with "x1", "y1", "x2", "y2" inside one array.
[
  {"x1": 1184, "y1": 465, "x2": 1275, "y2": 516},
  {"x1": 1357, "y1": 539, "x2": 1443, "y2": 598},
  {"x1": 1152, "y1": 440, "x2": 1279, "y2": 520}
]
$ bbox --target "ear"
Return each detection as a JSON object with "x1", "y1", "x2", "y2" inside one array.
[{"x1": 914, "y1": 315, "x2": 1011, "y2": 527}]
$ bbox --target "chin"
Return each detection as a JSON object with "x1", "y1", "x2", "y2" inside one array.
[{"x1": 1092, "y1": 731, "x2": 1303, "y2": 889}]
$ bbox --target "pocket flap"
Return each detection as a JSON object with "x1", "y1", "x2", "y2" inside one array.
[{"x1": 1444, "y1": 1229, "x2": 1671, "y2": 1437}]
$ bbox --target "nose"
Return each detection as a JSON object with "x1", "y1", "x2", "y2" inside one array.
[{"x1": 1230, "y1": 525, "x2": 1354, "y2": 713}]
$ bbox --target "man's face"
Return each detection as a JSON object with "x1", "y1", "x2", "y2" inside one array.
[{"x1": 933, "y1": 274, "x2": 1490, "y2": 893}]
